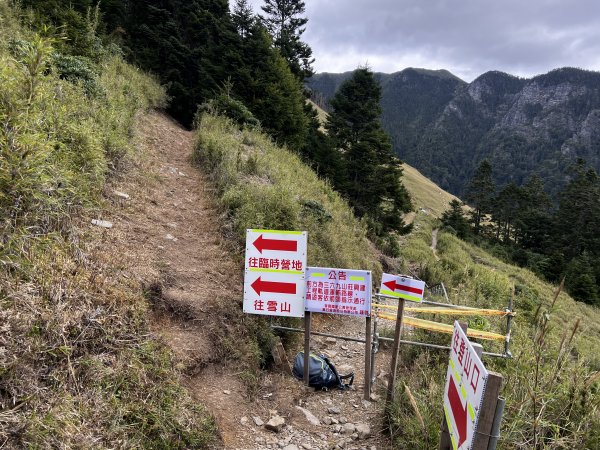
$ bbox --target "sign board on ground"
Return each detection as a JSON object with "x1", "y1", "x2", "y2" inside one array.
[
  {"x1": 243, "y1": 229, "x2": 307, "y2": 317},
  {"x1": 304, "y1": 267, "x2": 372, "y2": 316},
  {"x1": 443, "y1": 321, "x2": 489, "y2": 450},
  {"x1": 379, "y1": 273, "x2": 426, "y2": 303}
]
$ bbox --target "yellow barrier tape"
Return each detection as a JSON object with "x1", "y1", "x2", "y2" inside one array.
[
  {"x1": 372, "y1": 303, "x2": 514, "y2": 317},
  {"x1": 376, "y1": 313, "x2": 506, "y2": 341}
]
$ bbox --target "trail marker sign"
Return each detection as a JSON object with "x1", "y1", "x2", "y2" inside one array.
[
  {"x1": 305, "y1": 267, "x2": 372, "y2": 316},
  {"x1": 443, "y1": 321, "x2": 489, "y2": 450},
  {"x1": 379, "y1": 273, "x2": 425, "y2": 303},
  {"x1": 243, "y1": 229, "x2": 307, "y2": 317}
]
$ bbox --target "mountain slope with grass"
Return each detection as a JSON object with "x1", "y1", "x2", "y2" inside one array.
[
  {"x1": 390, "y1": 211, "x2": 600, "y2": 449},
  {"x1": 0, "y1": 3, "x2": 216, "y2": 447},
  {"x1": 191, "y1": 102, "x2": 600, "y2": 449}
]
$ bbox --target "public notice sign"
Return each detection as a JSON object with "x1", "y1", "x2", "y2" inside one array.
[
  {"x1": 443, "y1": 321, "x2": 489, "y2": 450},
  {"x1": 243, "y1": 229, "x2": 307, "y2": 318},
  {"x1": 379, "y1": 273, "x2": 425, "y2": 303},
  {"x1": 304, "y1": 267, "x2": 372, "y2": 317}
]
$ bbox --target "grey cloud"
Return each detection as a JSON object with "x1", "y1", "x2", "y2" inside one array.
[{"x1": 246, "y1": 0, "x2": 600, "y2": 80}]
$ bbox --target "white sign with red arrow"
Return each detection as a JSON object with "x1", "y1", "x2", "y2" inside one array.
[
  {"x1": 443, "y1": 321, "x2": 489, "y2": 450},
  {"x1": 243, "y1": 229, "x2": 307, "y2": 317},
  {"x1": 379, "y1": 273, "x2": 426, "y2": 303}
]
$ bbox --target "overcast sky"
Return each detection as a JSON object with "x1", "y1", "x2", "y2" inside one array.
[{"x1": 245, "y1": 0, "x2": 600, "y2": 81}]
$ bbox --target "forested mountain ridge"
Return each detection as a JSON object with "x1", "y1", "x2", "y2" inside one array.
[{"x1": 308, "y1": 67, "x2": 600, "y2": 197}]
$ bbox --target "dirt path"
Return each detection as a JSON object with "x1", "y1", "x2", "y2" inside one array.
[
  {"x1": 431, "y1": 228, "x2": 440, "y2": 261},
  {"x1": 97, "y1": 111, "x2": 393, "y2": 450}
]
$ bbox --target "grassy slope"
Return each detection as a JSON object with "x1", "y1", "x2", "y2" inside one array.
[
  {"x1": 195, "y1": 113, "x2": 381, "y2": 275},
  {"x1": 401, "y1": 163, "x2": 461, "y2": 217},
  {"x1": 305, "y1": 88, "x2": 600, "y2": 448},
  {"x1": 194, "y1": 96, "x2": 600, "y2": 447},
  {"x1": 393, "y1": 211, "x2": 600, "y2": 449},
  {"x1": 0, "y1": 3, "x2": 215, "y2": 447}
]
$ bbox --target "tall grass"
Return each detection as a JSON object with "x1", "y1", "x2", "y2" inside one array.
[
  {"x1": 193, "y1": 113, "x2": 383, "y2": 378},
  {"x1": 195, "y1": 112, "x2": 381, "y2": 274},
  {"x1": 0, "y1": 3, "x2": 214, "y2": 446},
  {"x1": 389, "y1": 213, "x2": 600, "y2": 449}
]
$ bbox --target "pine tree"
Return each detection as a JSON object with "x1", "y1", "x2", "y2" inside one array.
[
  {"x1": 301, "y1": 103, "x2": 347, "y2": 188},
  {"x1": 517, "y1": 175, "x2": 552, "y2": 250},
  {"x1": 465, "y1": 160, "x2": 495, "y2": 235},
  {"x1": 121, "y1": 0, "x2": 244, "y2": 126},
  {"x1": 238, "y1": 23, "x2": 308, "y2": 151},
  {"x1": 326, "y1": 67, "x2": 412, "y2": 233},
  {"x1": 441, "y1": 200, "x2": 471, "y2": 238},
  {"x1": 553, "y1": 161, "x2": 600, "y2": 259},
  {"x1": 232, "y1": 0, "x2": 255, "y2": 38},
  {"x1": 491, "y1": 182, "x2": 523, "y2": 242},
  {"x1": 259, "y1": 0, "x2": 314, "y2": 80}
]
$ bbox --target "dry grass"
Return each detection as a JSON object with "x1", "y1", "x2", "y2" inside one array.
[
  {"x1": 0, "y1": 4, "x2": 215, "y2": 445},
  {"x1": 400, "y1": 163, "x2": 462, "y2": 219},
  {"x1": 389, "y1": 212, "x2": 600, "y2": 449}
]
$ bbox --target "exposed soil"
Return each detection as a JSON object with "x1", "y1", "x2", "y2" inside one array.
[
  {"x1": 431, "y1": 228, "x2": 440, "y2": 261},
  {"x1": 95, "y1": 111, "x2": 397, "y2": 449}
]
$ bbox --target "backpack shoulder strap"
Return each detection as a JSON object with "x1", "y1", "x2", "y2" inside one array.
[{"x1": 322, "y1": 355, "x2": 354, "y2": 390}]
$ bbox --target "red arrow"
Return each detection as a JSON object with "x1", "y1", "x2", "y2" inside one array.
[
  {"x1": 448, "y1": 376, "x2": 468, "y2": 448},
  {"x1": 383, "y1": 279, "x2": 423, "y2": 295},
  {"x1": 253, "y1": 234, "x2": 298, "y2": 254},
  {"x1": 251, "y1": 277, "x2": 296, "y2": 295}
]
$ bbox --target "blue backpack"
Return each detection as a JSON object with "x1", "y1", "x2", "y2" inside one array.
[{"x1": 292, "y1": 352, "x2": 354, "y2": 391}]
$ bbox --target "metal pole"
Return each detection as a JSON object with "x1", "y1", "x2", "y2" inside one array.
[
  {"x1": 303, "y1": 312, "x2": 311, "y2": 386},
  {"x1": 271, "y1": 325, "x2": 367, "y2": 343},
  {"x1": 377, "y1": 336, "x2": 509, "y2": 359},
  {"x1": 371, "y1": 319, "x2": 379, "y2": 385},
  {"x1": 270, "y1": 324, "x2": 510, "y2": 358},
  {"x1": 386, "y1": 298, "x2": 406, "y2": 404},
  {"x1": 364, "y1": 316, "x2": 372, "y2": 400},
  {"x1": 487, "y1": 397, "x2": 505, "y2": 450},
  {"x1": 441, "y1": 282, "x2": 449, "y2": 303}
]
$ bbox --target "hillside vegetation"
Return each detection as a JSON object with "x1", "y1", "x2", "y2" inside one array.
[
  {"x1": 309, "y1": 67, "x2": 600, "y2": 199},
  {"x1": 194, "y1": 108, "x2": 600, "y2": 448},
  {"x1": 0, "y1": 3, "x2": 215, "y2": 447},
  {"x1": 389, "y1": 212, "x2": 600, "y2": 449},
  {"x1": 194, "y1": 113, "x2": 381, "y2": 274}
]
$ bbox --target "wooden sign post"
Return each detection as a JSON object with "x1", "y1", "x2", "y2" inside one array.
[
  {"x1": 380, "y1": 272, "x2": 424, "y2": 404},
  {"x1": 439, "y1": 322, "x2": 505, "y2": 450},
  {"x1": 386, "y1": 298, "x2": 406, "y2": 403}
]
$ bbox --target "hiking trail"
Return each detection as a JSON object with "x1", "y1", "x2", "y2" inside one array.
[{"x1": 99, "y1": 111, "x2": 393, "y2": 449}]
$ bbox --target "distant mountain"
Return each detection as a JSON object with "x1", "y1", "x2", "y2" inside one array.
[{"x1": 307, "y1": 67, "x2": 600, "y2": 197}]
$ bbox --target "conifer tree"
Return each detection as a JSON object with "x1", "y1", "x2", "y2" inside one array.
[
  {"x1": 441, "y1": 200, "x2": 471, "y2": 238},
  {"x1": 232, "y1": 0, "x2": 255, "y2": 38},
  {"x1": 491, "y1": 182, "x2": 523, "y2": 242},
  {"x1": 259, "y1": 0, "x2": 314, "y2": 80},
  {"x1": 326, "y1": 67, "x2": 412, "y2": 233},
  {"x1": 465, "y1": 160, "x2": 495, "y2": 235},
  {"x1": 517, "y1": 175, "x2": 552, "y2": 250},
  {"x1": 238, "y1": 24, "x2": 308, "y2": 150},
  {"x1": 301, "y1": 103, "x2": 347, "y2": 188}
]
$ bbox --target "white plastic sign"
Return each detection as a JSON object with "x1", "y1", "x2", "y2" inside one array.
[
  {"x1": 442, "y1": 321, "x2": 489, "y2": 450},
  {"x1": 243, "y1": 229, "x2": 307, "y2": 317},
  {"x1": 305, "y1": 267, "x2": 372, "y2": 316}
]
